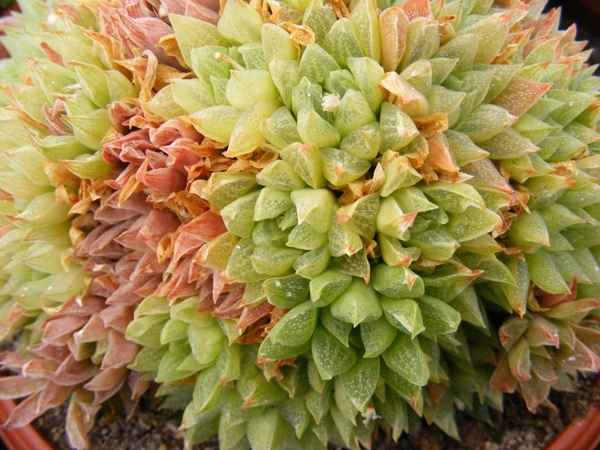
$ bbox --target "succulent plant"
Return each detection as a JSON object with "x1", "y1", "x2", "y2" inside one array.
[{"x1": 0, "y1": 0, "x2": 599, "y2": 449}]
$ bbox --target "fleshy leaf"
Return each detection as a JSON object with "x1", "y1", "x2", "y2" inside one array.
[
  {"x1": 269, "y1": 301, "x2": 318, "y2": 347},
  {"x1": 311, "y1": 326, "x2": 357, "y2": 380},
  {"x1": 330, "y1": 277, "x2": 382, "y2": 326},
  {"x1": 340, "y1": 357, "x2": 380, "y2": 413},
  {"x1": 382, "y1": 332, "x2": 429, "y2": 386},
  {"x1": 360, "y1": 315, "x2": 397, "y2": 358},
  {"x1": 382, "y1": 297, "x2": 424, "y2": 339},
  {"x1": 371, "y1": 264, "x2": 424, "y2": 299}
]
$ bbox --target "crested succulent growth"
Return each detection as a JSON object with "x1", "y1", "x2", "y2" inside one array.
[{"x1": 0, "y1": 0, "x2": 599, "y2": 449}]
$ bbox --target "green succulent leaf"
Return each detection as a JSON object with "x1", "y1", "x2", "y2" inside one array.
[
  {"x1": 330, "y1": 277, "x2": 382, "y2": 326},
  {"x1": 269, "y1": 301, "x2": 318, "y2": 347},
  {"x1": 360, "y1": 315, "x2": 398, "y2": 358},
  {"x1": 382, "y1": 332, "x2": 429, "y2": 386},
  {"x1": 340, "y1": 357, "x2": 380, "y2": 412},
  {"x1": 312, "y1": 325, "x2": 358, "y2": 380}
]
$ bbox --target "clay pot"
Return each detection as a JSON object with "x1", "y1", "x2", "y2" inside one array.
[
  {"x1": 547, "y1": 403, "x2": 600, "y2": 450},
  {"x1": 0, "y1": 399, "x2": 53, "y2": 450}
]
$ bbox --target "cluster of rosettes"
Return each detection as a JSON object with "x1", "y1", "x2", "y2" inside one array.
[
  {"x1": 0, "y1": 0, "x2": 223, "y2": 448},
  {"x1": 129, "y1": 0, "x2": 600, "y2": 447},
  {"x1": 0, "y1": 0, "x2": 599, "y2": 449},
  {"x1": 0, "y1": 3, "x2": 147, "y2": 446}
]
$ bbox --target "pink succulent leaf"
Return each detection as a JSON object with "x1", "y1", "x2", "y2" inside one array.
[
  {"x1": 137, "y1": 159, "x2": 187, "y2": 193},
  {"x1": 162, "y1": 141, "x2": 202, "y2": 174},
  {"x1": 90, "y1": 242, "x2": 127, "y2": 259},
  {"x1": 123, "y1": 0, "x2": 156, "y2": 19},
  {"x1": 145, "y1": 149, "x2": 169, "y2": 170},
  {"x1": 102, "y1": 330, "x2": 140, "y2": 370},
  {"x1": 49, "y1": 355, "x2": 100, "y2": 386},
  {"x1": 76, "y1": 224, "x2": 113, "y2": 258},
  {"x1": 0, "y1": 376, "x2": 49, "y2": 399},
  {"x1": 127, "y1": 371, "x2": 150, "y2": 401},
  {"x1": 571, "y1": 324, "x2": 600, "y2": 353},
  {"x1": 161, "y1": 0, "x2": 185, "y2": 15},
  {"x1": 499, "y1": 316, "x2": 530, "y2": 351},
  {"x1": 179, "y1": 210, "x2": 227, "y2": 242},
  {"x1": 0, "y1": 15, "x2": 19, "y2": 30},
  {"x1": 41, "y1": 101, "x2": 71, "y2": 136},
  {"x1": 534, "y1": 277, "x2": 578, "y2": 308},
  {"x1": 84, "y1": 366, "x2": 128, "y2": 397},
  {"x1": 114, "y1": 189, "x2": 162, "y2": 214},
  {"x1": 22, "y1": 359, "x2": 60, "y2": 379},
  {"x1": 74, "y1": 313, "x2": 110, "y2": 344},
  {"x1": 103, "y1": 130, "x2": 154, "y2": 165},
  {"x1": 157, "y1": 256, "x2": 200, "y2": 301},
  {"x1": 236, "y1": 300, "x2": 275, "y2": 330},
  {"x1": 507, "y1": 338, "x2": 532, "y2": 381},
  {"x1": 91, "y1": 380, "x2": 127, "y2": 406},
  {"x1": 189, "y1": 262, "x2": 211, "y2": 284},
  {"x1": 0, "y1": 392, "x2": 44, "y2": 429},
  {"x1": 519, "y1": 374, "x2": 550, "y2": 413},
  {"x1": 544, "y1": 298, "x2": 600, "y2": 323},
  {"x1": 88, "y1": 218, "x2": 137, "y2": 255},
  {"x1": 149, "y1": 119, "x2": 202, "y2": 147},
  {"x1": 212, "y1": 289, "x2": 245, "y2": 319},
  {"x1": 105, "y1": 281, "x2": 144, "y2": 305},
  {"x1": 136, "y1": 209, "x2": 180, "y2": 251},
  {"x1": 36, "y1": 383, "x2": 73, "y2": 413},
  {"x1": 523, "y1": 314, "x2": 560, "y2": 348},
  {"x1": 198, "y1": 289, "x2": 216, "y2": 312},
  {"x1": 172, "y1": 233, "x2": 206, "y2": 263},
  {"x1": 184, "y1": 3, "x2": 219, "y2": 24},
  {"x1": 132, "y1": 274, "x2": 163, "y2": 297},
  {"x1": 93, "y1": 205, "x2": 139, "y2": 224},
  {"x1": 0, "y1": 352, "x2": 36, "y2": 371},
  {"x1": 53, "y1": 297, "x2": 106, "y2": 317},
  {"x1": 107, "y1": 101, "x2": 143, "y2": 134},
  {"x1": 491, "y1": 76, "x2": 553, "y2": 118},
  {"x1": 66, "y1": 391, "x2": 97, "y2": 450},
  {"x1": 115, "y1": 12, "x2": 182, "y2": 68},
  {"x1": 98, "y1": 305, "x2": 135, "y2": 334},
  {"x1": 115, "y1": 224, "x2": 151, "y2": 251},
  {"x1": 131, "y1": 252, "x2": 169, "y2": 279},
  {"x1": 187, "y1": 0, "x2": 219, "y2": 13},
  {"x1": 89, "y1": 274, "x2": 119, "y2": 298},
  {"x1": 564, "y1": 339, "x2": 600, "y2": 372},
  {"x1": 115, "y1": 258, "x2": 138, "y2": 280},
  {"x1": 400, "y1": 0, "x2": 433, "y2": 20},
  {"x1": 28, "y1": 342, "x2": 70, "y2": 363},
  {"x1": 489, "y1": 353, "x2": 518, "y2": 394},
  {"x1": 41, "y1": 315, "x2": 90, "y2": 347}
]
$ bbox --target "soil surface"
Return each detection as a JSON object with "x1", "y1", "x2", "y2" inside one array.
[
  {"x1": 31, "y1": 374, "x2": 600, "y2": 450},
  {"x1": 380, "y1": 374, "x2": 600, "y2": 450}
]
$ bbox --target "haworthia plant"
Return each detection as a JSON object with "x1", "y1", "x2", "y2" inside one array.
[{"x1": 0, "y1": 0, "x2": 598, "y2": 449}]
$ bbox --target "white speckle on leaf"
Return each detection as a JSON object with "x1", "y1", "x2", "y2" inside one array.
[{"x1": 322, "y1": 93, "x2": 341, "y2": 113}]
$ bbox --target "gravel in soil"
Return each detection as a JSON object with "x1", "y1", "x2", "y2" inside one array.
[{"x1": 32, "y1": 375, "x2": 599, "y2": 450}]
